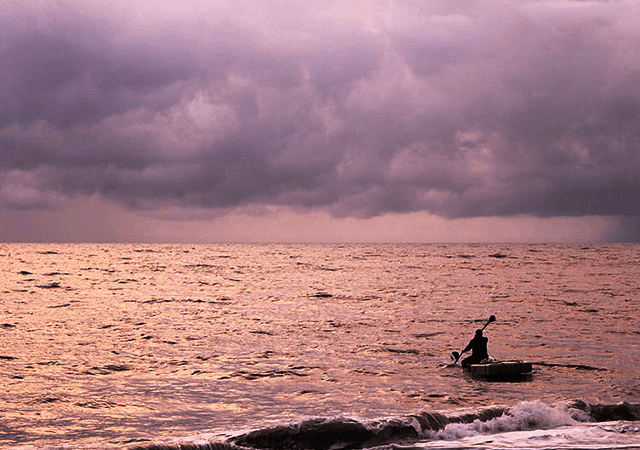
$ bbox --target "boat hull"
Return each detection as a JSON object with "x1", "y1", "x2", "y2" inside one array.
[{"x1": 468, "y1": 360, "x2": 533, "y2": 378}]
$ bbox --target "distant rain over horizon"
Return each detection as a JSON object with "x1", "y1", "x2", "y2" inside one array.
[{"x1": 1, "y1": 0, "x2": 639, "y2": 242}]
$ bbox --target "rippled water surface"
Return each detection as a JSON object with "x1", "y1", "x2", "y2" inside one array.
[{"x1": 1, "y1": 243, "x2": 639, "y2": 448}]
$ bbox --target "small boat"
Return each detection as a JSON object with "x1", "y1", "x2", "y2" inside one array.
[
  {"x1": 450, "y1": 315, "x2": 532, "y2": 380},
  {"x1": 467, "y1": 359, "x2": 533, "y2": 379}
]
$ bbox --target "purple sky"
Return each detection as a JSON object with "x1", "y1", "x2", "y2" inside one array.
[{"x1": 1, "y1": 0, "x2": 639, "y2": 243}]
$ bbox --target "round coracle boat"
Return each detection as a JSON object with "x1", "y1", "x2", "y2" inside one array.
[{"x1": 467, "y1": 360, "x2": 533, "y2": 378}]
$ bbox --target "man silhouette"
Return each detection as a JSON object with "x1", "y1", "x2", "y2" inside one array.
[{"x1": 460, "y1": 329, "x2": 489, "y2": 368}]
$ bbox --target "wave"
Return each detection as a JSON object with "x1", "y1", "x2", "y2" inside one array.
[
  {"x1": 129, "y1": 400, "x2": 640, "y2": 450},
  {"x1": 531, "y1": 362, "x2": 608, "y2": 371}
]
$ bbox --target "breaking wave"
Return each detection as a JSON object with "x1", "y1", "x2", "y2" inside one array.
[{"x1": 130, "y1": 400, "x2": 640, "y2": 450}]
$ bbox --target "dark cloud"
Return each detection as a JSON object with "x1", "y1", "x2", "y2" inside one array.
[{"x1": 1, "y1": 0, "x2": 639, "y2": 237}]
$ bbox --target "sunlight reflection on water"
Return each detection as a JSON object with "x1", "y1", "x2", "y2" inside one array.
[{"x1": 0, "y1": 243, "x2": 638, "y2": 447}]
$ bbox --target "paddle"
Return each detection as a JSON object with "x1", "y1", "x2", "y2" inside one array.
[{"x1": 451, "y1": 315, "x2": 495, "y2": 364}]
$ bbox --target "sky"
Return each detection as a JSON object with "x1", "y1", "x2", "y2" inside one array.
[{"x1": 1, "y1": 0, "x2": 639, "y2": 243}]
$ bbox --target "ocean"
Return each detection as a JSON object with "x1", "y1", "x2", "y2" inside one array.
[{"x1": 1, "y1": 243, "x2": 639, "y2": 449}]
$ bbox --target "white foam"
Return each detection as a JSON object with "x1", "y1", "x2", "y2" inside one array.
[
  {"x1": 431, "y1": 401, "x2": 588, "y2": 441},
  {"x1": 407, "y1": 421, "x2": 640, "y2": 450}
]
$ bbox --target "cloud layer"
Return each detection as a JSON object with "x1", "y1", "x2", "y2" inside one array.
[{"x1": 2, "y1": 0, "x2": 639, "y2": 228}]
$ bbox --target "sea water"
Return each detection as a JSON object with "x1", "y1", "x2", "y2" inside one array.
[{"x1": 0, "y1": 243, "x2": 638, "y2": 449}]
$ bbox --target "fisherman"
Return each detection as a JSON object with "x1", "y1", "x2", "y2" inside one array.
[{"x1": 460, "y1": 329, "x2": 489, "y2": 368}]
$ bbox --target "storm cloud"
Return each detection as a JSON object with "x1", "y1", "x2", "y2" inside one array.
[{"x1": 2, "y1": 0, "x2": 639, "y2": 230}]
